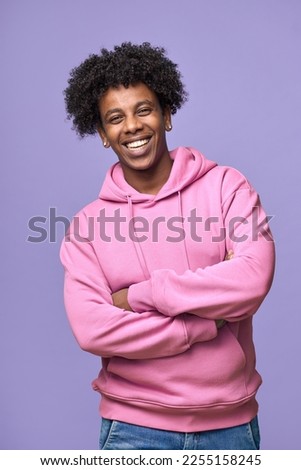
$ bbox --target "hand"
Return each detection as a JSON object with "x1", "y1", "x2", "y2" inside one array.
[
  {"x1": 224, "y1": 250, "x2": 234, "y2": 261},
  {"x1": 215, "y1": 319, "x2": 226, "y2": 329},
  {"x1": 112, "y1": 288, "x2": 133, "y2": 311}
]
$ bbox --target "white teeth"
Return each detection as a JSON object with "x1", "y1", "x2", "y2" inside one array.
[{"x1": 126, "y1": 139, "x2": 149, "y2": 149}]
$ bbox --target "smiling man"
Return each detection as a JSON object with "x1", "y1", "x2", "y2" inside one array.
[{"x1": 61, "y1": 42, "x2": 275, "y2": 450}]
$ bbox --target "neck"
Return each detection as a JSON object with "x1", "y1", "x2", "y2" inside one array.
[{"x1": 122, "y1": 154, "x2": 173, "y2": 195}]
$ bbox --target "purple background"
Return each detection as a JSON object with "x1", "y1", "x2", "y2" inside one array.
[{"x1": 1, "y1": 0, "x2": 300, "y2": 450}]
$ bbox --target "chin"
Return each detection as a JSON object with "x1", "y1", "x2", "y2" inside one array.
[{"x1": 125, "y1": 157, "x2": 156, "y2": 171}]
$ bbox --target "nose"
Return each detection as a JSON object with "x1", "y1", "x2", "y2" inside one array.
[{"x1": 123, "y1": 114, "x2": 143, "y2": 133}]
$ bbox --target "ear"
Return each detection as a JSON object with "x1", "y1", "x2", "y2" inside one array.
[
  {"x1": 97, "y1": 126, "x2": 110, "y2": 148},
  {"x1": 163, "y1": 106, "x2": 172, "y2": 131}
]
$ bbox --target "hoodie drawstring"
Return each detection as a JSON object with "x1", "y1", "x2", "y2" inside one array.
[
  {"x1": 177, "y1": 191, "x2": 191, "y2": 270},
  {"x1": 126, "y1": 191, "x2": 191, "y2": 279},
  {"x1": 127, "y1": 195, "x2": 150, "y2": 280}
]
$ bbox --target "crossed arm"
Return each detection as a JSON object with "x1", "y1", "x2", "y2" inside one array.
[
  {"x1": 61, "y1": 177, "x2": 275, "y2": 359},
  {"x1": 112, "y1": 289, "x2": 227, "y2": 329},
  {"x1": 112, "y1": 251, "x2": 235, "y2": 328},
  {"x1": 61, "y1": 233, "x2": 220, "y2": 360}
]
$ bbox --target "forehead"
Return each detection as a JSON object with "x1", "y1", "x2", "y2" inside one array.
[{"x1": 99, "y1": 82, "x2": 159, "y2": 112}]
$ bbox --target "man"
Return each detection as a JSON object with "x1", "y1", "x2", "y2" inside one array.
[{"x1": 60, "y1": 42, "x2": 275, "y2": 449}]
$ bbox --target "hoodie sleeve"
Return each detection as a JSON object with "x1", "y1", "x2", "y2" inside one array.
[
  {"x1": 60, "y1": 220, "x2": 218, "y2": 360},
  {"x1": 128, "y1": 170, "x2": 275, "y2": 322}
]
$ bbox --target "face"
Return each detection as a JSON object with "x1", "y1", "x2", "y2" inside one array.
[{"x1": 98, "y1": 83, "x2": 171, "y2": 175}]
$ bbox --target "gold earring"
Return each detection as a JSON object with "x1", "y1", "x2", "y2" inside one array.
[
  {"x1": 103, "y1": 141, "x2": 108, "y2": 148},
  {"x1": 166, "y1": 124, "x2": 172, "y2": 131}
]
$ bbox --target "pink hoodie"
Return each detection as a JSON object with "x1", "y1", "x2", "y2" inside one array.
[{"x1": 60, "y1": 147, "x2": 275, "y2": 432}]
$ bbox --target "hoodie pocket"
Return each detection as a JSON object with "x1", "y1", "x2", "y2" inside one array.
[{"x1": 100, "y1": 322, "x2": 250, "y2": 408}]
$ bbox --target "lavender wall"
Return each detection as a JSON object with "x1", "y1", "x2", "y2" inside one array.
[{"x1": 1, "y1": 0, "x2": 300, "y2": 450}]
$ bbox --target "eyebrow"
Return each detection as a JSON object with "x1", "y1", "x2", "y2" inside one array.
[{"x1": 104, "y1": 100, "x2": 155, "y2": 120}]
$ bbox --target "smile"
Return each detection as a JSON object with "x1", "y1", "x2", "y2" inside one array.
[{"x1": 125, "y1": 138, "x2": 150, "y2": 149}]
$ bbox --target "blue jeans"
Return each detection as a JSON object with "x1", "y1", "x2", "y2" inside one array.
[{"x1": 99, "y1": 416, "x2": 260, "y2": 450}]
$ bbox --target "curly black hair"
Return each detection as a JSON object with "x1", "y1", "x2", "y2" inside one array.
[{"x1": 64, "y1": 42, "x2": 188, "y2": 138}]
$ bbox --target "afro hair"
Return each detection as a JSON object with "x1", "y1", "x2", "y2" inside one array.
[{"x1": 64, "y1": 42, "x2": 188, "y2": 138}]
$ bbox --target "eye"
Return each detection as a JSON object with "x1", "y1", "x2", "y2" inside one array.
[
  {"x1": 137, "y1": 107, "x2": 152, "y2": 116},
  {"x1": 109, "y1": 115, "x2": 123, "y2": 124}
]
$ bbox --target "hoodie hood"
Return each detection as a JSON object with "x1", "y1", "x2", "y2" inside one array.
[
  {"x1": 98, "y1": 146, "x2": 217, "y2": 278},
  {"x1": 99, "y1": 146, "x2": 217, "y2": 203}
]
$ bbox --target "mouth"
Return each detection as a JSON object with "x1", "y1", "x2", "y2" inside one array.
[{"x1": 124, "y1": 137, "x2": 151, "y2": 150}]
